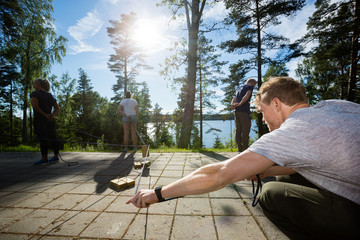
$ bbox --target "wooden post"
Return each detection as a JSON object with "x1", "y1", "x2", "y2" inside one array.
[{"x1": 142, "y1": 145, "x2": 149, "y2": 157}]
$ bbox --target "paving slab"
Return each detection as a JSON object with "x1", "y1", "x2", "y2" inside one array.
[{"x1": 0, "y1": 151, "x2": 289, "y2": 239}]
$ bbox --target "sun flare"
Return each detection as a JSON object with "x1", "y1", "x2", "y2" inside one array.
[{"x1": 132, "y1": 19, "x2": 162, "y2": 52}]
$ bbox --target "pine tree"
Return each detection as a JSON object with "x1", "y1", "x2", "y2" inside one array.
[
  {"x1": 158, "y1": 0, "x2": 207, "y2": 148},
  {"x1": 72, "y1": 68, "x2": 104, "y2": 145},
  {"x1": 10, "y1": 0, "x2": 67, "y2": 143},
  {"x1": 107, "y1": 12, "x2": 151, "y2": 102},
  {"x1": 221, "y1": 0, "x2": 305, "y2": 137},
  {"x1": 297, "y1": 0, "x2": 359, "y2": 103},
  {"x1": 213, "y1": 134, "x2": 224, "y2": 149}
]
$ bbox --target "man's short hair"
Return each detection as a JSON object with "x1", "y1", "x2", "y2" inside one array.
[
  {"x1": 246, "y1": 78, "x2": 257, "y2": 85},
  {"x1": 254, "y1": 77, "x2": 307, "y2": 107}
]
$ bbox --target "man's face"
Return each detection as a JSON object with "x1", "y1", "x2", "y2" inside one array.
[{"x1": 258, "y1": 100, "x2": 282, "y2": 132}]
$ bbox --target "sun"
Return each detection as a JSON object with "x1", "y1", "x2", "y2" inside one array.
[{"x1": 132, "y1": 19, "x2": 162, "y2": 52}]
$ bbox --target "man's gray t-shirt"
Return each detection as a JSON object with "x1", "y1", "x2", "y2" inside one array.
[{"x1": 248, "y1": 100, "x2": 360, "y2": 205}]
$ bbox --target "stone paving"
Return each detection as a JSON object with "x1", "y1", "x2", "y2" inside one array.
[{"x1": 0, "y1": 151, "x2": 289, "y2": 240}]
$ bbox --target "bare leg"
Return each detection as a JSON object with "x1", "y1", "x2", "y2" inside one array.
[
  {"x1": 123, "y1": 123, "x2": 130, "y2": 147},
  {"x1": 131, "y1": 123, "x2": 137, "y2": 148}
]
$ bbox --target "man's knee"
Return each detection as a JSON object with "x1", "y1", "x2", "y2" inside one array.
[{"x1": 259, "y1": 182, "x2": 284, "y2": 213}]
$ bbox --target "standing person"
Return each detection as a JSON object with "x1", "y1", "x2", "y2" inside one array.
[
  {"x1": 31, "y1": 78, "x2": 60, "y2": 165},
  {"x1": 127, "y1": 77, "x2": 360, "y2": 240},
  {"x1": 231, "y1": 78, "x2": 257, "y2": 152},
  {"x1": 118, "y1": 91, "x2": 138, "y2": 151}
]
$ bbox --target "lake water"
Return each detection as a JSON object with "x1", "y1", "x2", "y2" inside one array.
[
  {"x1": 148, "y1": 120, "x2": 257, "y2": 149},
  {"x1": 195, "y1": 120, "x2": 257, "y2": 148}
]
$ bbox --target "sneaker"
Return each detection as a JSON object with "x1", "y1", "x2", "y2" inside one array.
[
  {"x1": 124, "y1": 148, "x2": 128, "y2": 152},
  {"x1": 34, "y1": 159, "x2": 48, "y2": 165},
  {"x1": 49, "y1": 157, "x2": 59, "y2": 163},
  {"x1": 133, "y1": 147, "x2": 138, "y2": 151}
]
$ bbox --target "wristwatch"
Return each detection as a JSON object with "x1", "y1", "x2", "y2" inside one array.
[{"x1": 155, "y1": 186, "x2": 165, "y2": 202}]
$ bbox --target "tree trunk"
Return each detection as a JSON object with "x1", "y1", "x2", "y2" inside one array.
[
  {"x1": 178, "y1": 0, "x2": 201, "y2": 148},
  {"x1": 124, "y1": 55, "x2": 128, "y2": 97},
  {"x1": 179, "y1": 35, "x2": 198, "y2": 148},
  {"x1": 10, "y1": 79, "x2": 13, "y2": 146},
  {"x1": 348, "y1": 0, "x2": 359, "y2": 101},
  {"x1": 22, "y1": 81, "x2": 29, "y2": 144},
  {"x1": 199, "y1": 58, "x2": 203, "y2": 148},
  {"x1": 255, "y1": 0, "x2": 264, "y2": 137}
]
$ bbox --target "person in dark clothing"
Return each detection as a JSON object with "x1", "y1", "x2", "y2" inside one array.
[
  {"x1": 231, "y1": 78, "x2": 257, "y2": 152},
  {"x1": 30, "y1": 78, "x2": 60, "y2": 165}
]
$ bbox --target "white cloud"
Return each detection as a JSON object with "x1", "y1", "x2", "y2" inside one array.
[
  {"x1": 269, "y1": 3, "x2": 316, "y2": 43},
  {"x1": 203, "y1": 1, "x2": 228, "y2": 21},
  {"x1": 67, "y1": 10, "x2": 104, "y2": 54},
  {"x1": 103, "y1": 0, "x2": 121, "y2": 5}
]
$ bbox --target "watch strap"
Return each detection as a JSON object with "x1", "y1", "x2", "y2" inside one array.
[{"x1": 155, "y1": 186, "x2": 165, "y2": 202}]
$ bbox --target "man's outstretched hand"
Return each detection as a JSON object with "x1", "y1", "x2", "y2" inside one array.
[{"x1": 126, "y1": 189, "x2": 158, "y2": 208}]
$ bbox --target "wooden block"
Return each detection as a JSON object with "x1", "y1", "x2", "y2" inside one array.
[
  {"x1": 134, "y1": 160, "x2": 151, "y2": 169},
  {"x1": 110, "y1": 177, "x2": 135, "y2": 189},
  {"x1": 142, "y1": 145, "x2": 150, "y2": 157}
]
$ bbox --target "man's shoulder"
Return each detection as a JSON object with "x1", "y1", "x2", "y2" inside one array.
[{"x1": 244, "y1": 84, "x2": 254, "y2": 91}]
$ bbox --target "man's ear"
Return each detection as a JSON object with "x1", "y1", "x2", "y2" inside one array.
[{"x1": 272, "y1": 98, "x2": 282, "y2": 112}]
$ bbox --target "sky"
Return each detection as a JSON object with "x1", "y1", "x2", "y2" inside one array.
[{"x1": 51, "y1": 0, "x2": 317, "y2": 114}]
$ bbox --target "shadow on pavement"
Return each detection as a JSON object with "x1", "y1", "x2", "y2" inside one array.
[
  {"x1": 94, "y1": 151, "x2": 135, "y2": 194},
  {"x1": 199, "y1": 150, "x2": 229, "y2": 161}
]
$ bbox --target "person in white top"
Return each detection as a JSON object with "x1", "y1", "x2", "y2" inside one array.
[{"x1": 118, "y1": 91, "x2": 138, "y2": 151}]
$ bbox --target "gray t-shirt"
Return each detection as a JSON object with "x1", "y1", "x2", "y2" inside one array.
[
  {"x1": 120, "y1": 98, "x2": 138, "y2": 115},
  {"x1": 248, "y1": 100, "x2": 360, "y2": 205}
]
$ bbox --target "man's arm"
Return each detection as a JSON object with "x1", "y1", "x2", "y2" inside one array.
[
  {"x1": 247, "y1": 165, "x2": 296, "y2": 181},
  {"x1": 238, "y1": 90, "x2": 252, "y2": 106},
  {"x1": 231, "y1": 96, "x2": 237, "y2": 110},
  {"x1": 126, "y1": 150, "x2": 274, "y2": 208},
  {"x1": 231, "y1": 90, "x2": 252, "y2": 109}
]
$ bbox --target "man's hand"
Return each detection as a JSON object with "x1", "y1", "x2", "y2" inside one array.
[
  {"x1": 126, "y1": 189, "x2": 158, "y2": 208},
  {"x1": 247, "y1": 166, "x2": 296, "y2": 181},
  {"x1": 247, "y1": 174, "x2": 265, "y2": 181}
]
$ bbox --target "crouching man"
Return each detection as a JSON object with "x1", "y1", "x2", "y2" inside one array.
[{"x1": 127, "y1": 77, "x2": 360, "y2": 240}]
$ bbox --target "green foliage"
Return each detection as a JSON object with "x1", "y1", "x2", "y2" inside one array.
[
  {"x1": 129, "y1": 83, "x2": 152, "y2": 145},
  {"x1": 2, "y1": 0, "x2": 67, "y2": 143},
  {"x1": 296, "y1": 0, "x2": 359, "y2": 104},
  {"x1": 50, "y1": 73, "x2": 77, "y2": 143},
  {"x1": 221, "y1": 0, "x2": 305, "y2": 137},
  {"x1": 190, "y1": 125, "x2": 201, "y2": 149},
  {"x1": 213, "y1": 134, "x2": 225, "y2": 149},
  {"x1": 158, "y1": 0, "x2": 208, "y2": 148},
  {"x1": 101, "y1": 102, "x2": 123, "y2": 145},
  {"x1": 0, "y1": 111, "x2": 22, "y2": 146},
  {"x1": 0, "y1": 144, "x2": 39, "y2": 152},
  {"x1": 152, "y1": 103, "x2": 174, "y2": 148},
  {"x1": 263, "y1": 63, "x2": 289, "y2": 81}
]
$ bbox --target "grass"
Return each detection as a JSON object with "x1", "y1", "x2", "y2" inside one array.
[
  {"x1": 0, "y1": 144, "x2": 238, "y2": 153},
  {"x1": 0, "y1": 145, "x2": 40, "y2": 152}
]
